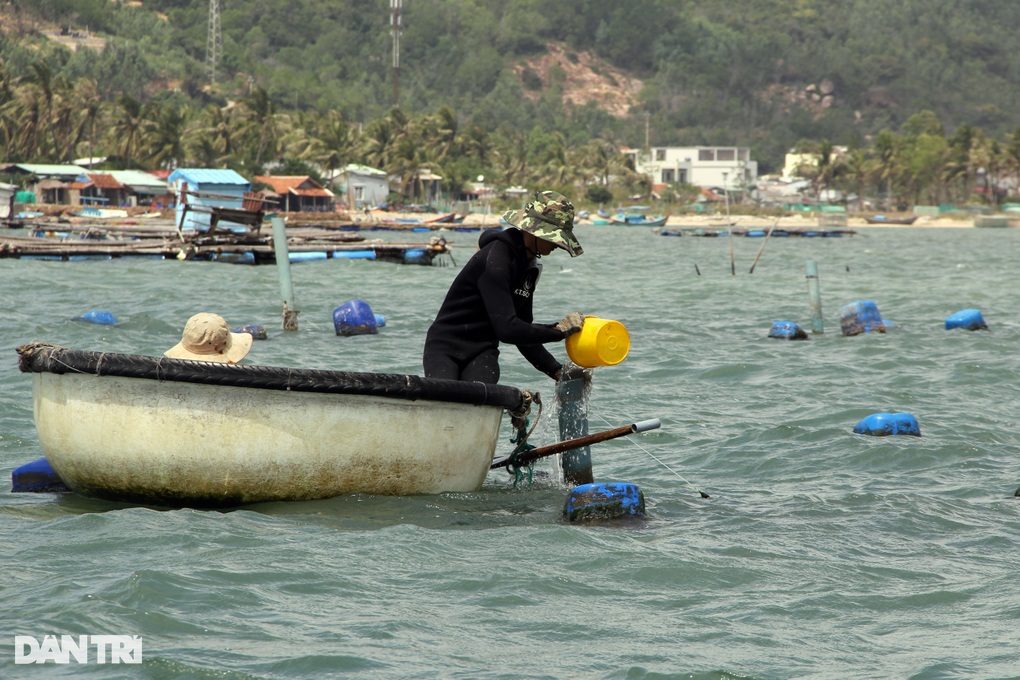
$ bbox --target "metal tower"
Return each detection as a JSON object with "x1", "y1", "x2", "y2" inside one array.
[
  {"x1": 206, "y1": 0, "x2": 222, "y2": 84},
  {"x1": 390, "y1": 0, "x2": 402, "y2": 105}
]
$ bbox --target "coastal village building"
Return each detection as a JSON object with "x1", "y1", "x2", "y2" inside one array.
[
  {"x1": 333, "y1": 164, "x2": 388, "y2": 209},
  {"x1": 781, "y1": 146, "x2": 848, "y2": 180},
  {"x1": 2, "y1": 163, "x2": 89, "y2": 205},
  {"x1": 255, "y1": 175, "x2": 335, "y2": 212},
  {"x1": 402, "y1": 167, "x2": 444, "y2": 205},
  {"x1": 106, "y1": 170, "x2": 173, "y2": 206},
  {"x1": 624, "y1": 146, "x2": 759, "y2": 193},
  {"x1": 0, "y1": 182, "x2": 16, "y2": 219},
  {"x1": 1, "y1": 164, "x2": 171, "y2": 208},
  {"x1": 167, "y1": 168, "x2": 253, "y2": 233},
  {"x1": 68, "y1": 172, "x2": 129, "y2": 208}
]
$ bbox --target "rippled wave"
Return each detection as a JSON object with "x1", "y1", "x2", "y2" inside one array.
[{"x1": 2, "y1": 227, "x2": 1019, "y2": 679}]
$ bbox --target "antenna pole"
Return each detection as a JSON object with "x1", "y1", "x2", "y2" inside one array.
[
  {"x1": 390, "y1": 0, "x2": 402, "y2": 106},
  {"x1": 206, "y1": 0, "x2": 222, "y2": 84}
]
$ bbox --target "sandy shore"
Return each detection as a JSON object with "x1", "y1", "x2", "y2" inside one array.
[
  {"x1": 8, "y1": 206, "x2": 999, "y2": 231},
  {"x1": 360, "y1": 212, "x2": 986, "y2": 229}
]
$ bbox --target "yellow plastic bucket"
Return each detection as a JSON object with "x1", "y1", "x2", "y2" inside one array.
[{"x1": 565, "y1": 316, "x2": 630, "y2": 367}]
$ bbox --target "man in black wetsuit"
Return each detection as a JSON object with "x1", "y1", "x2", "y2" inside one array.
[{"x1": 423, "y1": 190, "x2": 585, "y2": 384}]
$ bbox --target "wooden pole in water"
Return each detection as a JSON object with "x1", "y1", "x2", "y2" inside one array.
[
  {"x1": 270, "y1": 216, "x2": 299, "y2": 330},
  {"x1": 748, "y1": 219, "x2": 778, "y2": 274},
  {"x1": 728, "y1": 228, "x2": 736, "y2": 275},
  {"x1": 806, "y1": 259, "x2": 823, "y2": 334}
]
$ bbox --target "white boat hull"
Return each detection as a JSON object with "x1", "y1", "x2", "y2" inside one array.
[
  {"x1": 34, "y1": 373, "x2": 503, "y2": 504},
  {"x1": 19, "y1": 345, "x2": 525, "y2": 506}
]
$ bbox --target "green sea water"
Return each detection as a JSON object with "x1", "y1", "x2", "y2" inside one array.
[{"x1": 1, "y1": 224, "x2": 1019, "y2": 679}]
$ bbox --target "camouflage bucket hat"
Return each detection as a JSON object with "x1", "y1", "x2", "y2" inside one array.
[{"x1": 502, "y1": 190, "x2": 583, "y2": 257}]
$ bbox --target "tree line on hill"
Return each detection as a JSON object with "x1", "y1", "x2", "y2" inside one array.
[{"x1": 3, "y1": 0, "x2": 1020, "y2": 210}]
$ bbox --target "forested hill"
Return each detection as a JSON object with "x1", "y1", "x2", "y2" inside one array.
[{"x1": 4, "y1": 0, "x2": 1020, "y2": 172}]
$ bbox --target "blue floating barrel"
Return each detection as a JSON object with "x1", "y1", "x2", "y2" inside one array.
[
  {"x1": 330, "y1": 250, "x2": 376, "y2": 260},
  {"x1": 768, "y1": 320, "x2": 809, "y2": 340},
  {"x1": 289, "y1": 251, "x2": 328, "y2": 263},
  {"x1": 563, "y1": 482, "x2": 646, "y2": 521},
  {"x1": 11, "y1": 458, "x2": 69, "y2": 493},
  {"x1": 839, "y1": 300, "x2": 888, "y2": 336},
  {"x1": 234, "y1": 324, "x2": 268, "y2": 340},
  {"x1": 403, "y1": 248, "x2": 431, "y2": 265},
  {"x1": 76, "y1": 309, "x2": 118, "y2": 325},
  {"x1": 333, "y1": 299, "x2": 379, "y2": 336},
  {"x1": 853, "y1": 412, "x2": 921, "y2": 437},
  {"x1": 945, "y1": 309, "x2": 988, "y2": 331}
]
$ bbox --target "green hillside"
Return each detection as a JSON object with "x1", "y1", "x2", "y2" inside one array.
[{"x1": 3, "y1": 0, "x2": 1020, "y2": 207}]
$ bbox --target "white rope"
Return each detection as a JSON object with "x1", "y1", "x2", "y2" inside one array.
[{"x1": 592, "y1": 412, "x2": 710, "y2": 498}]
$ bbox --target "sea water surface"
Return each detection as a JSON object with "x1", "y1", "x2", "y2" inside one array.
[{"x1": 1, "y1": 224, "x2": 1019, "y2": 679}]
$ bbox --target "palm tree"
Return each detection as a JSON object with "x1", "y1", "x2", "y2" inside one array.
[
  {"x1": 1001, "y1": 127, "x2": 1020, "y2": 201},
  {"x1": 359, "y1": 117, "x2": 396, "y2": 171},
  {"x1": 944, "y1": 124, "x2": 975, "y2": 206},
  {"x1": 71, "y1": 79, "x2": 103, "y2": 165},
  {"x1": 107, "y1": 94, "x2": 148, "y2": 166},
  {"x1": 189, "y1": 104, "x2": 238, "y2": 166},
  {"x1": 873, "y1": 130, "x2": 901, "y2": 210},
  {"x1": 312, "y1": 110, "x2": 355, "y2": 187},
  {"x1": 239, "y1": 86, "x2": 283, "y2": 168},
  {"x1": 143, "y1": 103, "x2": 190, "y2": 170},
  {"x1": 421, "y1": 106, "x2": 460, "y2": 163},
  {"x1": 489, "y1": 128, "x2": 530, "y2": 189},
  {"x1": 967, "y1": 129, "x2": 997, "y2": 207},
  {"x1": 581, "y1": 138, "x2": 630, "y2": 193},
  {"x1": 839, "y1": 149, "x2": 875, "y2": 211},
  {"x1": 812, "y1": 139, "x2": 840, "y2": 202}
]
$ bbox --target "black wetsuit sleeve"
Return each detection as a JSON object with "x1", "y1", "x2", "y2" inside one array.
[
  {"x1": 478, "y1": 242, "x2": 566, "y2": 346},
  {"x1": 518, "y1": 342, "x2": 563, "y2": 379}
]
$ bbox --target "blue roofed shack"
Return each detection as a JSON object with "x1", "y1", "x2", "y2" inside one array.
[{"x1": 168, "y1": 168, "x2": 252, "y2": 233}]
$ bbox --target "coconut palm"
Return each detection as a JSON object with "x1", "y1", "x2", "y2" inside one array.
[
  {"x1": 107, "y1": 94, "x2": 148, "y2": 167},
  {"x1": 312, "y1": 110, "x2": 356, "y2": 187},
  {"x1": 70, "y1": 79, "x2": 104, "y2": 165},
  {"x1": 188, "y1": 104, "x2": 238, "y2": 166},
  {"x1": 239, "y1": 86, "x2": 283, "y2": 168},
  {"x1": 143, "y1": 103, "x2": 190, "y2": 170},
  {"x1": 839, "y1": 148, "x2": 875, "y2": 211},
  {"x1": 873, "y1": 130, "x2": 902, "y2": 210}
]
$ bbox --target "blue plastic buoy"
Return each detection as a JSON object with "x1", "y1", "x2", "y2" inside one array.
[
  {"x1": 853, "y1": 412, "x2": 921, "y2": 437},
  {"x1": 768, "y1": 320, "x2": 809, "y2": 340},
  {"x1": 289, "y1": 251, "x2": 328, "y2": 263},
  {"x1": 330, "y1": 250, "x2": 376, "y2": 260},
  {"x1": 11, "y1": 458, "x2": 69, "y2": 492},
  {"x1": 333, "y1": 300, "x2": 379, "y2": 336},
  {"x1": 234, "y1": 324, "x2": 268, "y2": 340},
  {"x1": 563, "y1": 482, "x2": 646, "y2": 521},
  {"x1": 374, "y1": 314, "x2": 387, "y2": 328},
  {"x1": 76, "y1": 309, "x2": 118, "y2": 325},
  {"x1": 403, "y1": 248, "x2": 431, "y2": 265},
  {"x1": 838, "y1": 300, "x2": 888, "y2": 336},
  {"x1": 945, "y1": 309, "x2": 988, "y2": 331}
]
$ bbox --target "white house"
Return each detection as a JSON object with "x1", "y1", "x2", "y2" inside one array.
[
  {"x1": 334, "y1": 164, "x2": 388, "y2": 209},
  {"x1": 782, "y1": 147, "x2": 848, "y2": 180},
  {"x1": 624, "y1": 146, "x2": 759, "y2": 191}
]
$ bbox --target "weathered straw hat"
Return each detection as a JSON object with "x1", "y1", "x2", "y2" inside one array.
[{"x1": 164, "y1": 312, "x2": 252, "y2": 364}]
